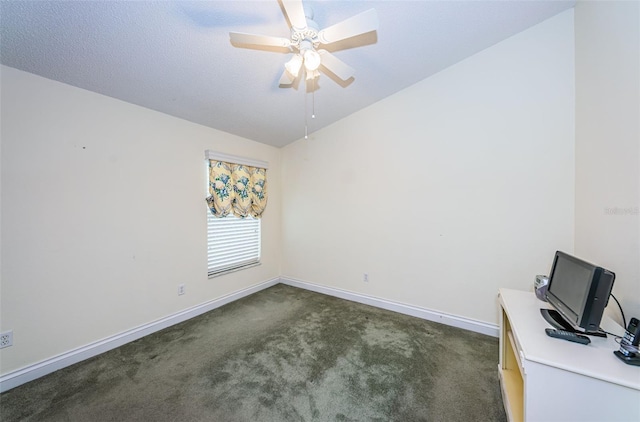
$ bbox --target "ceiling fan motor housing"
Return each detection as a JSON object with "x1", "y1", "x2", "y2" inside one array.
[{"x1": 290, "y1": 18, "x2": 319, "y2": 50}]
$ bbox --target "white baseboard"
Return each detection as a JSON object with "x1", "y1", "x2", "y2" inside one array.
[
  {"x1": 279, "y1": 276, "x2": 499, "y2": 338},
  {"x1": 1, "y1": 276, "x2": 498, "y2": 393},
  {"x1": 0, "y1": 277, "x2": 279, "y2": 393}
]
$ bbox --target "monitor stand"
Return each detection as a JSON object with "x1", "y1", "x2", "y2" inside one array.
[{"x1": 540, "y1": 308, "x2": 607, "y2": 337}]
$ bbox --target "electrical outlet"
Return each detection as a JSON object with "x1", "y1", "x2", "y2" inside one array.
[
  {"x1": 0, "y1": 330, "x2": 13, "y2": 349},
  {"x1": 178, "y1": 284, "x2": 185, "y2": 296},
  {"x1": 363, "y1": 273, "x2": 369, "y2": 282}
]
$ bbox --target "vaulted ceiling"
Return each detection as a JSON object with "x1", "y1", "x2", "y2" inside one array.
[{"x1": 0, "y1": 1, "x2": 575, "y2": 147}]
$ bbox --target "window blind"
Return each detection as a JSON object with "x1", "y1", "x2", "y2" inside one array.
[{"x1": 207, "y1": 212, "x2": 261, "y2": 276}]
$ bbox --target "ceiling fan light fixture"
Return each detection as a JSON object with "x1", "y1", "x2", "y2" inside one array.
[
  {"x1": 285, "y1": 54, "x2": 303, "y2": 77},
  {"x1": 303, "y1": 49, "x2": 321, "y2": 71},
  {"x1": 305, "y1": 69, "x2": 320, "y2": 81}
]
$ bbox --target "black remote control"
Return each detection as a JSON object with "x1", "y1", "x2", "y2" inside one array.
[{"x1": 545, "y1": 328, "x2": 591, "y2": 345}]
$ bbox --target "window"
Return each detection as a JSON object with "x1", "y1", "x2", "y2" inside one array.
[
  {"x1": 207, "y1": 212, "x2": 261, "y2": 276},
  {"x1": 204, "y1": 151, "x2": 268, "y2": 277}
]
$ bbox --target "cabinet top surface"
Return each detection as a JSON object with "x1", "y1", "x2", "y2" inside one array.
[{"x1": 499, "y1": 288, "x2": 640, "y2": 391}]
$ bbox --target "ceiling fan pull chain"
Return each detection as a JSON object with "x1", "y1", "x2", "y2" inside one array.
[
  {"x1": 312, "y1": 80, "x2": 316, "y2": 119},
  {"x1": 304, "y1": 85, "x2": 309, "y2": 140}
]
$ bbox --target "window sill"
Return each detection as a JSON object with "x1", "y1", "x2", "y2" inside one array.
[{"x1": 208, "y1": 262, "x2": 262, "y2": 279}]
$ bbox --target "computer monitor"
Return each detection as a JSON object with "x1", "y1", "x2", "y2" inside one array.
[{"x1": 541, "y1": 251, "x2": 615, "y2": 336}]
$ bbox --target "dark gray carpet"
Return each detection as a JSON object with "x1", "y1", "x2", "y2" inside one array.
[{"x1": 0, "y1": 284, "x2": 506, "y2": 421}]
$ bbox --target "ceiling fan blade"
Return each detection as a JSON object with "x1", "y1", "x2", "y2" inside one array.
[
  {"x1": 281, "y1": 0, "x2": 307, "y2": 30},
  {"x1": 279, "y1": 69, "x2": 296, "y2": 85},
  {"x1": 318, "y1": 9, "x2": 378, "y2": 44},
  {"x1": 229, "y1": 32, "x2": 291, "y2": 48},
  {"x1": 318, "y1": 50, "x2": 355, "y2": 81}
]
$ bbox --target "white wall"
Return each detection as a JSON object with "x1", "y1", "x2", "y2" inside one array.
[
  {"x1": 574, "y1": 1, "x2": 640, "y2": 323},
  {"x1": 0, "y1": 66, "x2": 281, "y2": 374},
  {"x1": 281, "y1": 11, "x2": 576, "y2": 325}
]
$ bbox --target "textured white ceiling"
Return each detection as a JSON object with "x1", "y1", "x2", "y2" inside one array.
[{"x1": 1, "y1": 0, "x2": 575, "y2": 147}]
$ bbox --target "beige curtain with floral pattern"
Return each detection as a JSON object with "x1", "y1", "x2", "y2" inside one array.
[{"x1": 206, "y1": 160, "x2": 268, "y2": 218}]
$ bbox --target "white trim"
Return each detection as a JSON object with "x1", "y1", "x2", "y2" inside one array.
[
  {"x1": 279, "y1": 276, "x2": 499, "y2": 338},
  {"x1": 0, "y1": 276, "x2": 497, "y2": 393},
  {"x1": 0, "y1": 278, "x2": 279, "y2": 393},
  {"x1": 205, "y1": 150, "x2": 269, "y2": 169}
]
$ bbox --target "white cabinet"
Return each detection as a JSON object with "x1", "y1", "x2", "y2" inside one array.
[{"x1": 498, "y1": 288, "x2": 640, "y2": 422}]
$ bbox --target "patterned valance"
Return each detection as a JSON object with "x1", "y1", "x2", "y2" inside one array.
[{"x1": 206, "y1": 160, "x2": 268, "y2": 218}]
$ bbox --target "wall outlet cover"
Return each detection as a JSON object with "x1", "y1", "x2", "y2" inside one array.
[{"x1": 0, "y1": 331, "x2": 13, "y2": 348}]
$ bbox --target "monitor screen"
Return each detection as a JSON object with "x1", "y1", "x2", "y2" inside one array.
[{"x1": 548, "y1": 255, "x2": 593, "y2": 318}]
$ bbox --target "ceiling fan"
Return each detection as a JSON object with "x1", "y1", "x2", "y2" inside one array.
[{"x1": 229, "y1": 0, "x2": 378, "y2": 86}]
